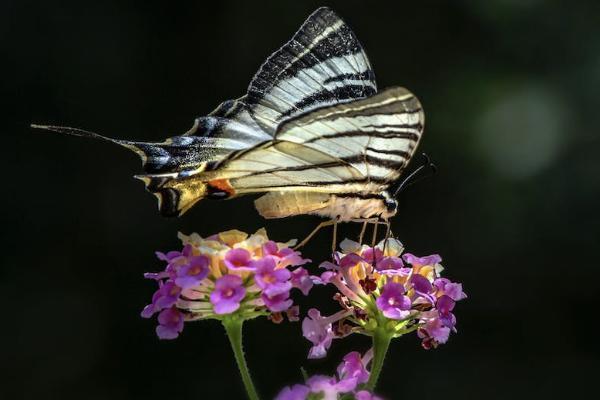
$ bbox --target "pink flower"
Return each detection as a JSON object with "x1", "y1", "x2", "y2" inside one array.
[
  {"x1": 403, "y1": 253, "x2": 441, "y2": 267},
  {"x1": 174, "y1": 255, "x2": 209, "y2": 289},
  {"x1": 375, "y1": 282, "x2": 412, "y2": 320},
  {"x1": 253, "y1": 257, "x2": 292, "y2": 296},
  {"x1": 418, "y1": 310, "x2": 452, "y2": 348},
  {"x1": 263, "y1": 240, "x2": 310, "y2": 268},
  {"x1": 141, "y1": 281, "x2": 181, "y2": 318},
  {"x1": 302, "y1": 309, "x2": 334, "y2": 359},
  {"x1": 434, "y1": 278, "x2": 467, "y2": 301},
  {"x1": 224, "y1": 248, "x2": 254, "y2": 271},
  {"x1": 142, "y1": 229, "x2": 313, "y2": 340},
  {"x1": 210, "y1": 275, "x2": 246, "y2": 314},
  {"x1": 290, "y1": 267, "x2": 314, "y2": 295},
  {"x1": 155, "y1": 307, "x2": 184, "y2": 340},
  {"x1": 262, "y1": 291, "x2": 293, "y2": 312},
  {"x1": 275, "y1": 384, "x2": 310, "y2": 400},
  {"x1": 337, "y1": 351, "x2": 370, "y2": 387},
  {"x1": 276, "y1": 350, "x2": 379, "y2": 400}
]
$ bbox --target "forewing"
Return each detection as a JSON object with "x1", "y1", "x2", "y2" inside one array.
[
  {"x1": 245, "y1": 6, "x2": 377, "y2": 133},
  {"x1": 275, "y1": 87, "x2": 424, "y2": 186}
]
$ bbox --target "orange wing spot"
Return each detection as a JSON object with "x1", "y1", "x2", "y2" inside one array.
[{"x1": 207, "y1": 179, "x2": 236, "y2": 197}]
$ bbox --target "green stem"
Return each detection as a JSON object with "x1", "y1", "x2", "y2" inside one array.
[
  {"x1": 366, "y1": 327, "x2": 393, "y2": 391},
  {"x1": 222, "y1": 317, "x2": 260, "y2": 400}
]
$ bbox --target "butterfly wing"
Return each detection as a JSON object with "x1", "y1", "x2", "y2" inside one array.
[
  {"x1": 190, "y1": 87, "x2": 423, "y2": 218},
  {"x1": 274, "y1": 86, "x2": 424, "y2": 186},
  {"x1": 243, "y1": 6, "x2": 377, "y2": 132},
  {"x1": 34, "y1": 7, "x2": 406, "y2": 218},
  {"x1": 126, "y1": 6, "x2": 383, "y2": 215}
]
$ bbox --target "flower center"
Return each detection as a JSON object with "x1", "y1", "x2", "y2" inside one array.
[
  {"x1": 190, "y1": 266, "x2": 202, "y2": 275},
  {"x1": 233, "y1": 260, "x2": 243, "y2": 267},
  {"x1": 388, "y1": 297, "x2": 397, "y2": 306},
  {"x1": 224, "y1": 288, "x2": 235, "y2": 298},
  {"x1": 263, "y1": 273, "x2": 276, "y2": 284}
]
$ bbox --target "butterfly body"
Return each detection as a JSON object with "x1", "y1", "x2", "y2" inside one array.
[
  {"x1": 33, "y1": 7, "x2": 424, "y2": 222},
  {"x1": 254, "y1": 191, "x2": 397, "y2": 221}
]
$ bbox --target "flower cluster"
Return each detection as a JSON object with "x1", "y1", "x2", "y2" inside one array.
[
  {"x1": 303, "y1": 238, "x2": 466, "y2": 357},
  {"x1": 141, "y1": 229, "x2": 312, "y2": 339},
  {"x1": 276, "y1": 350, "x2": 381, "y2": 400}
]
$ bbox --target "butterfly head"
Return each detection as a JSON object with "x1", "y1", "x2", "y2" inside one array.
[{"x1": 382, "y1": 191, "x2": 398, "y2": 218}]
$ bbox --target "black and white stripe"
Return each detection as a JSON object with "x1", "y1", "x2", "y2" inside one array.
[{"x1": 244, "y1": 7, "x2": 377, "y2": 132}]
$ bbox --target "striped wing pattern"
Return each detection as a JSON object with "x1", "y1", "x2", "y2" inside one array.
[
  {"x1": 244, "y1": 7, "x2": 377, "y2": 132},
  {"x1": 35, "y1": 7, "x2": 425, "y2": 218},
  {"x1": 216, "y1": 87, "x2": 423, "y2": 194},
  {"x1": 276, "y1": 86, "x2": 424, "y2": 185}
]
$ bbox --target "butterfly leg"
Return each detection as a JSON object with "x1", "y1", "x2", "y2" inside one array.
[
  {"x1": 353, "y1": 218, "x2": 386, "y2": 244},
  {"x1": 331, "y1": 217, "x2": 340, "y2": 253},
  {"x1": 381, "y1": 220, "x2": 392, "y2": 255},
  {"x1": 294, "y1": 219, "x2": 336, "y2": 250},
  {"x1": 358, "y1": 220, "x2": 369, "y2": 244},
  {"x1": 371, "y1": 219, "x2": 380, "y2": 249}
]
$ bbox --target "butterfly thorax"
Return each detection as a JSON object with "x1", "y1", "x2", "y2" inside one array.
[{"x1": 311, "y1": 192, "x2": 398, "y2": 221}]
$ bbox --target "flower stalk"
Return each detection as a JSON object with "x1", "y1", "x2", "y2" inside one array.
[
  {"x1": 222, "y1": 316, "x2": 260, "y2": 400},
  {"x1": 366, "y1": 325, "x2": 393, "y2": 391}
]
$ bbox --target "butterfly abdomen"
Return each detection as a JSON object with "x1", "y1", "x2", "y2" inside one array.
[
  {"x1": 254, "y1": 192, "x2": 330, "y2": 219},
  {"x1": 254, "y1": 191, "x2": 396, "y2": 221}
]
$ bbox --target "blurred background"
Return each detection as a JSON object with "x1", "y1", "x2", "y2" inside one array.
[{"x1": 2, "y1": 0, "x2": 599, "y2": 399}]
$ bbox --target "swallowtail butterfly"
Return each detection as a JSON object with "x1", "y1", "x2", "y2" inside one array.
[{"x1": 33, "y1": 7, "x2": 424, "y2": 224}]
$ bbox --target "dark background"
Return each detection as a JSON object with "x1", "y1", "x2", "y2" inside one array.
[{"x1": 2, "y1": 1, "x2": 599, "y2": 399}]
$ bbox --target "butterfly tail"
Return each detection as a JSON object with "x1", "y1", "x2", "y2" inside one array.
[{"x1": 31, "y1": 123, "x2": 217, "y2": 217}]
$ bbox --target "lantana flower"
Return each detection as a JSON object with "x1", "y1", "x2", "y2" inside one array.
[
  {"x1": 276, "y1": 350, "x2": 382, "y2": 400},
  {"x1": 142, "y1": 228, "x2": 311, "y2": 340},
  {"x1": 303, "y1": 238, "x2": 467, "y2": 358}
]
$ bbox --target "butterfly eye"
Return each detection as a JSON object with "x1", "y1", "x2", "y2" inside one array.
[{"x1": 385, "y1": 198, "x2": 398, "y2": 213}]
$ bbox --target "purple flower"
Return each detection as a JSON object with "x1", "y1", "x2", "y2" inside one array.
[
  {"x1": 141, "y1": 281, "x2": 181, "y2": 318},
  {"x1": 312, "y1": 270, "x2": 336, "y2": 285},
  {"x1": 418, "y1": 310, "x2": 451, "y2": 346},
  {"x1": 155, "y1": 307, "x2": 184, "y2": 340},
  {"x1": 262, "y1": 291, "x2": 293, "y2": 312},
  {"x1": 337, "y1": 351, "x2": 370, "y2": 387},
  {"x1": 339, "y1": 253, "x2": 365, "y2": 269},
  {"x1": 434, "y1": 278, "x2": 467, "y2": 301},
  {"x1": 174, "y1": 255, "x2": 209, "y2": 289},
  {"x1": 143, "y1": 271, "x2": 170, "y2": 280},
  {"x1": 275, "y1": 384, "x2": 310, "y2": 400},
  {"x1": 374, "y1": 256, "x2": 404, "y2": 273},
  {"x1": 355, "y1": 391, "x2": 383, "y2": 400},
  {"x1": 253, "y1": 257, "x2": 292, "y2": 296},
  {"x1": 362, "y1": 247, "x2": 383, "y2": 264},
  {"x1": 307, "y1": 375, "x2": 353, "y2": 399},
  {"x1": 275, "y1": 350, "x2": 380, "y2": 400},
  {"x1": 376, "y1": 282, "x2": 412, "y2": 320},
  {"x1": 302, "y1": 308, "x2": 334, "y2": 359},
  {"x1": 436, "y1": 295, "x2": 457, "y2": 330},
  {"x1": 290, "y1": 267, "x2": 313, "y2": 295},
  {"x1": 403, "y1": 252, "x2": 442, "y2": 267},
  {"x1": 210, "y1": 274, "x2": 246, "y2": 314},
  {"x1": 155, "y1": 244, "x2": 192, "y2": 262},
  {"x1": 410, "y1": 274, "x2": 436, "y2": 304},
  {"x1": 224, "y1": 248, "x2": 253, "y2": 271},
  {"x1": 263, "y1": 240, "x2": 310, "y2": 268}
]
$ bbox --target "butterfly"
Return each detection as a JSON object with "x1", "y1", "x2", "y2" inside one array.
[{"x1": 32, "y1": 7, "x2": 425, "y2": 238}]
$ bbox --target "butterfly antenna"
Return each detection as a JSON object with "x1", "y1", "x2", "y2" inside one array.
[{"x1": 393, "y1": 153, "x2": 437, "y2": 197}]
